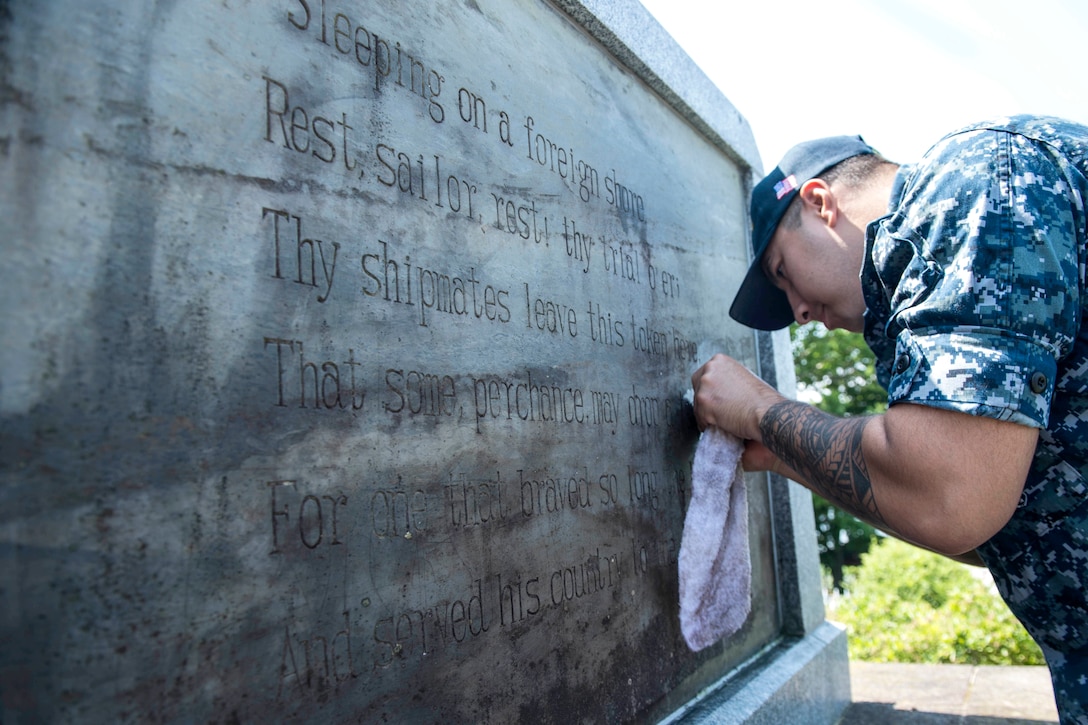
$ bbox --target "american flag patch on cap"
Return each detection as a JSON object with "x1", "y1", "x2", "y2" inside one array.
[{"x1": 774, "y1": 174, "x2": 798, "y2": 200}]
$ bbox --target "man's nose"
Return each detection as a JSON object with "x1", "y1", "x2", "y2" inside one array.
[{"x1": 786, "y1": 289, "x2": 812, "y2": 325}]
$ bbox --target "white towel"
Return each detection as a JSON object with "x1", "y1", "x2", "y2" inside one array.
[{"x1": 679, "y1": 427, "x2": 751, "y2": 651}]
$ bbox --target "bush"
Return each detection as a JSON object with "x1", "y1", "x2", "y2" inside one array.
[{"x1": 828, "y1": 538, "x2": 1045, "y2": 665}]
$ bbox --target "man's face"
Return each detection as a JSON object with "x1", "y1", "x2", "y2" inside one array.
[{"x1": 760, "y1": 212, "x2": 867, "y2": 333}]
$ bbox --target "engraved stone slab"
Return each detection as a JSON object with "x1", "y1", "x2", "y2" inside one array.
[{"x1": 0, "y1": 1, "x2": 776, "y2": 722}]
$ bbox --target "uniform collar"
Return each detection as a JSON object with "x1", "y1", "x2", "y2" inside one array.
[{"x1": 861, "y1": 165, "x2": 914, "y2": 387}]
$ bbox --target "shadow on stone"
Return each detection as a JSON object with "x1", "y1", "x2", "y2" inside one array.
[{"x1": 840, "y1": 702, "x2": 1056, "y2": 725}]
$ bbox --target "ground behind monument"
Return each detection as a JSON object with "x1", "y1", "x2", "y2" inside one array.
[{"x1": 840, "y1": 661, "x2": 1058, "y2": 724}]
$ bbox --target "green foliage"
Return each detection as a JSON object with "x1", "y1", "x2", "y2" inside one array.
[
  {"x1": 828, "y1": 539, "x2": 1045, "y2": 665},
  {"x1": 790, "y1": 325, "x2": 884, "y2": 589},
  {"x1": 812, "y1": 496, "x2": 877, "y2": 592},
  {"x1": 790, "y1": 325, "x2": 887, "y2": 418}
]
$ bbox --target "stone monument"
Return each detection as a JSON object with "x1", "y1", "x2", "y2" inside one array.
[{"x1": 0, "y1": 1, "x2": 849, "y2": 722}]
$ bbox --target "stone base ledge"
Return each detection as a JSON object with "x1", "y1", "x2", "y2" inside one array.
[{"x1": 666, "y1": 621, "x2": 851, "y2": 725}]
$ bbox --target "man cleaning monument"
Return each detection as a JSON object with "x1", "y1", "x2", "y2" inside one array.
[{"x1": 691, "y1": 115, "x2": 1088, "y2": 722}]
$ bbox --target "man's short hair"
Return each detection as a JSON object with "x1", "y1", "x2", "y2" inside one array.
[{"x1": 779, "y1": 152, "x2": 898, "y2": 230}]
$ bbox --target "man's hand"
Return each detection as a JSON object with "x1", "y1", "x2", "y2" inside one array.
[
  {"x1": 739, "y1": 439, "x2": 789, "y2": 474},
  {"x1": 690, "y1": 353, "x2": 786, "y2": 440}
]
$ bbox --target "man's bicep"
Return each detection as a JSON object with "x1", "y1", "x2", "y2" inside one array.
[
  {"x1": 881, "y1": 403, "x2": 1038, "y2": 493},
  {"x1": 868, "y1": 403, "x2": 1038, "y2": 554}
]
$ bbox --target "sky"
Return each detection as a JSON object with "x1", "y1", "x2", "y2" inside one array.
[{"x1": 637, "y1": 0, "x2": 1088, "y2": 172}]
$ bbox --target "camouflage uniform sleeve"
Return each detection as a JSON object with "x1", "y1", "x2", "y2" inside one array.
[{"x1": 866, "y1": 128, "x2": 1081, "y2": 428}]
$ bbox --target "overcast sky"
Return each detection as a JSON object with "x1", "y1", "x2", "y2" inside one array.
[{"x1": 637, "y1": 0, "x2": 1088, "y2": 172}]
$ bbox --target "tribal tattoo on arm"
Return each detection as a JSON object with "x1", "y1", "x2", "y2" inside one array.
[{"x1": 759, "y1": 400, "x2": 886, "y2": 528}]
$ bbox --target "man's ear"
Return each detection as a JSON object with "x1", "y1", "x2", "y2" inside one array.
[{"x1": 798, "y1": 179, "x2": 838, "y2": 227}]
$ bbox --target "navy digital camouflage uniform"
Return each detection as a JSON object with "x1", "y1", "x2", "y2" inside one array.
[{"x1": 861, "y1": 115, "x2": 1088, "y2": 723}]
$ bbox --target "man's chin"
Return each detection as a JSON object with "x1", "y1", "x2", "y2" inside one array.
[{"x1": 822, "y1": 316, "x2": 865, "y2": 334}]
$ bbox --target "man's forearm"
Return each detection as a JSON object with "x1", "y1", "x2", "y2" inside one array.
[{"x1": 758, "y1": 399, "x2": 887, "y2": 530}]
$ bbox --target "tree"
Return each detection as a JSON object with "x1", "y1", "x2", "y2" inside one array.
[
  {"x1": 790, "y1": 324, "x2": 887, "y2": 417},
  {"x1": 790, "y1": 324, "x2": 886, "y2": 590}
]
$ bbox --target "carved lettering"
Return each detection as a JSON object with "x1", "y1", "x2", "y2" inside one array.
[
  {"x1": 263, "y1": 207, "x2": 341, "y2": 302},
  {"x1": 276, "y1": 611, "x2": 357, "y2": 701},
  {"x1": 263, "y1": 76, "x2": 357, "y2": 171},
  {"x1": 383, "y1": 368, "x2": 458, "y2": 418},
  {"x1": 602, "y1": 238, "x2": 640, "y2": 284},
  {"x1": 647, "y1": 262, "x2": 682, "y2": 300},
  {"x1": 446, "y1": 471, "x2": 507, "y2": 528},
  {"x1": 628, "y1": 387, "x2": 660, "y2": 427},
  {"x1": 373, "y1": 578, "x2": 488, "y2": 668},
  {"x1": 523, "y1": 115, "x2": 645, "y2": 219},
  {"x1": 496, "y1": 573, "x2": 542, "y2": 626},
  {"x1": 262, "y1": 337, "x2": 366, "y2": 411},
  {"x1": 491, "y1": 193, "x2": 548, "y2": 243},
  {"x1": 375, "y1": 145, "x2": 479, "y2": 220},
  {"x1": 562, "y1": 216, "x2": 594, "y2": 273},
  {"x1": 523, "y1": 282, "x2": 578, "y2": 338},
  {"x1": 471, "y1": 371, "x2": 585, "y2": 433},
  {"x1": 585, "y1": 301, "x2": 625, "y2": 349},
  {"x1": 629, "y1": 316, "x2": 669, "y2": 358},
  {"x1": 370, "y1": 483, "x2": 427, "y2": 540},
  {"x1": 672, "y1": 328, "x2": 697, "y2": 363},
  {"x1": 286, "y1": 0, "x2": 445, "y2": 122},
  {"x1": 627, "y1": 468, "x2": 660, "y2": 510},
  {"x1": 268, "y1": 480, "x2": 348, "y2": 553},
  {"x1": 589, "y1": 389, "x2": 622, "y2": 430},
  {"x1": 360, "y1": 241, "x2": 510, "y2": 328},
  {"x1": 244, "y1": 3, "x2": 732, "y2": 713},
  {"x1": 547, "y1": 548, "x2": 620, "y2": 606},
  {"x1": 518, "y1": 468, "x2": 593, "y2": 518}
]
